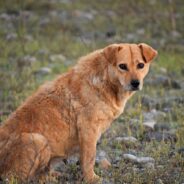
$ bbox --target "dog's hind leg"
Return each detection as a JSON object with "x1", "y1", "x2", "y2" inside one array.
[{"x1": 2, "y1": 133, "x2": 51, "y2": 182}]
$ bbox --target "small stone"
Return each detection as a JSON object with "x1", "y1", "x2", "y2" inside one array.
[
  {"x1": 67, "y1": 155, "x2": 79, "y2": 165},
  {"x1": 145, "y1": 74, "x2": 181, "y2": 89},
  {"x1": 21, "y1": 55, "x2": 37, "y2": 64},
  {"x1": 6, "y1": 33, "x2": 17, "y2": 41},
  {"x1": 96, "y1": 150, "x2": 108, "y2": 163},
  {"x1": 143, "y1": 121, "x2": 156, "y2": 130},
  {"x1": 141, "y1": 95, "x2": 158, "y2": 109},
  {"x1": 144, "y1": 131, "x2": 177, "y2": 142},
  {"x1": 159, "y1": 67, "x2": 167, "y2": 74},
  {"x1": 35, "y1": 67, "x2": 51, "y2": 75},
  {"x1": 143, "y1": 109, "x2": 166, "y2": 122},
  {"x1": 99, "y1": 158, "x2": 111, "y2": 170},
  {"x1": 144, "y1": 162, "x2": 155, "y2": 169},
  {"x1": 123, "y1": 154, "x2": 137, "y2": 162},
  {"x1": 0, "y1": 13, "x2": 11, "y2": 21},
  {"x1": 50, "y1": 158, "x2": 67, "y2": 173},
  {"x1": 136, "y1": 28, "x2": 145, "y2": 35},
  {"x1": 39, "y1": 17, "x2": 50, "y2": 26},
  {"x1": 154, "y1": 123, "x2": 170, "y2": 131},
  {"x1": 178, "y1": 147, "x2": 184, "y2": 157},
  {"x1": 136, "y1": 157, "x2": 155, "y2": 164},
  {"x1": 123, "y1": 154, "x2": 155, "y2": 164},
  {"x1": 50, "y1": 54, "x2": 66, "y2": 62},
  {"x1": 115, "y1": 136, "x2": 138, "y2": 143},
  {"x1": 156, "y1": 179, "x2": 164, "y2": 184}
]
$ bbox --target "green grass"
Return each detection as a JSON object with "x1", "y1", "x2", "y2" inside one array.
[{"x1": 0, "y1": 0, "x2": 184, "y2": 183}]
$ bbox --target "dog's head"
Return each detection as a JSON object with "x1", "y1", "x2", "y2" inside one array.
[{"x1": 103, "y1": 43, "x2": 157, "y2": 91}]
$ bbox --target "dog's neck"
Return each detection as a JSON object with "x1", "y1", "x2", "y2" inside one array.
[{"x1": 88, "y1": 53, "x2": 134, "y2": 113}]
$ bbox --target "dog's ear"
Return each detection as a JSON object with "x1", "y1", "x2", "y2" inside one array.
[
  {"x1": 103, "y1": 44, "x2": 123, "y2": 64},
  {"x1": 138, "y1": 43, "x2": 158, "y2": 63}
]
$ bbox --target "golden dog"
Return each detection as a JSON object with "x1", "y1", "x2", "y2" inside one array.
[{"x1": 0, "y1": 43, "x2": 157, "y2": 183}]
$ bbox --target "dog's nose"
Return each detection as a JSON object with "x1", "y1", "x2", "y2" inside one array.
[{"x1": 131, "y1": 80, "x2": 140, "y2": 89}]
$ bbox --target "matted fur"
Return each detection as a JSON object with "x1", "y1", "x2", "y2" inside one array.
[{"x1": 0, "y1": 43, "x2": 157, "y2": 183}]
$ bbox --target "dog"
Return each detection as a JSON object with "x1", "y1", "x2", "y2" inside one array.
[{"x1": 0, "y1": 43, "x2": 157, "y2": 183}]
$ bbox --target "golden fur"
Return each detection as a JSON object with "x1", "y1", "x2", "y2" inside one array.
[{"x1": 0, "y1": 43, "x2": 157, "y2": 183}]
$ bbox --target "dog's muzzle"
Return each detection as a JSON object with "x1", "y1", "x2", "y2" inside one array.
[{"x1": 130, "y1": 79, "x2": 140, "y2": 91}]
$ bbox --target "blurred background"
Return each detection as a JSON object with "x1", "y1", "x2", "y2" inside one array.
[{"x1": 0, "y1": 0, "x2": 184, "y2": 183}]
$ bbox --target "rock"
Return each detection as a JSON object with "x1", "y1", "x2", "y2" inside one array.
[
  {"x1": 106, "y1": 28, "x2": 116, "y2": 38},
  {"x1": 35, "y1": 67, "x2": 51, "y2": 75},
  {"x1": 143, "y1": 109, "x2": 166, "y2": 122},
  {"x1": 23, "y1": 35, "x2": 33, "y2": 42},
  {"x1": 154, "y1": 123, "x2": 170, "y2": 131},
  {"x1": 123, "y1": 154, "x2": 137, "y2": 162},
  {"x1": 39, "y1": 17, "x2": 50, "y2": 26},
  {"x1": 21, "y1": 55, "x2": 37, "y2": 64},
  {"x1": 136, "y1": 157, "x2": 155, "y2": 164},
  {"x1": 145, "y1": 75, "x2": 181, "y2": 89},
  {"x1": 38, "y1": 49, "x2": 49, "y2": 56},
  {"x1": 67, "y1": 155, "x2": 79, "y2": 165},
  {"x1": 102, "y1": 178, "x2": 112, "y2": 184},
  {"x1": 123, "y1": 154, "x2": 155, "y2": 164},
  {"x1": 99, "y1": 158, "x2": 111, "y2": 170},
  {"x1": 6, "y1": 33, "x2": 17, "y2": 41},
  {"x1": 74, "y1": 10, "x2": 94, "y2": 21},
  {"x1": 162, "y1": 97, "x2": 184, "y2": 108},
  {"x1": 115, "y1": 136, "x2": 138, "y2": 143},
  {"x1": 126, "y1": 33, "x2": 138, "y2": 41},
  {"x1": 171, "y1": 30, "x2": 181, "y2": 38},
  {"x1": 159, "y1": 67, "x2": 167, "y2": 74},
  {"x1": 50, "y1": 54, "x2": 66, "y2": 62},
  {"x1": 143, "y1": 121, "x2": 156, "y2": 130},
  {"x1": 144, "y1": 131, "x2": 177, "y2": 142},
  {"x1": 156, "y1": 179, "x2": 164, "y2": 184},
  {"x1": 50, "y1": 157, "x2": 67, "y2": 173},
  {"x1": 0, "y1": 13, "x2": 12, "y2": 21},
  {"x1": 178, "y1": 147, "x2": 184, "y2": 157},
  {"x1": 96, "y1": 150, "x2": 108, "y2": 163},
  {"x1": 141, "y1": 95, "x2": 158, "y2": 109},
  {"x1": 145, "y1": 162, "x2": 155, "y2": 169},
  {"x1": 136, "y1": 28, "x2": 145, "y2": 35}
]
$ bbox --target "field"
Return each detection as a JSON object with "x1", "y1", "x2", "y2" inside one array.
[{"x1": 0, "y1": 0, "x2": 184, "y2": 183}]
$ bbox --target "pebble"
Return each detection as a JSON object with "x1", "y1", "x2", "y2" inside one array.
[
  {"x1": 143, "y1": 121, "x2": 156, "y2": 130},
  {"x1": 143, "y1": 109, "x2": 166, "y2": 122},
  {"x1": 35, "y1": 67, "x2": 51, "y2": 75},
  {"x1": 145, "y1": 75, "x2": 181, "y2": 89},
  {"x1": 67, "y1": 155, "x2": 79, "y2": 165},
  {"x1": 144, "y1": 131, "x2": 177, "y2": 142},
  {"x1": 6, "y1": 33, "x2": 17, "y2": 41},
  {"x1": 21, "y1": 55, "x2": 37, "y2": 64},
  {"x1": 154, "y1": 123, "x2": 170, "y2": 131},
  {"x1": 123, "y1": 154, "x2": 155, "y2": 164},
  {"x1": 99, "y1": 158, "x2": 111, "y2": 170},
  {"x1": 115, "y1": 136, "x2": 138, "y2": 143},
  {"x1": 178, "y1": 147, "x2": 184, "y2": 157},
  {"x1": 145, "y1": 162, "x2": 155, "y2": 169},
  {"x1": 50, "y1": 54, "x2": 66, "y2": 62},
  {"x1": 141, "y1": 95, "x2": 158, "y2": 109}
]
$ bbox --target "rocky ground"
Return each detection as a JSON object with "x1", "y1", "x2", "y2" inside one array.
[{"x1": 0, "y1": 1, "x2": 184, "y2": 183}]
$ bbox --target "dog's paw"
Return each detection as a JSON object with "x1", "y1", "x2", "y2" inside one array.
[{"x1": 85, "y1": 173, "x2": 102, "y2": 184}]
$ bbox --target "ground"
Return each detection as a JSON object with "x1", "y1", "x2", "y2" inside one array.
[{"x1": 0, "y1": 0, "x2": 184, "y2": 183}]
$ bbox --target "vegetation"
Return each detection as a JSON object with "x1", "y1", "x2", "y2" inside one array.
[{"x1": 0, "y1": 0, "x2": 184, "y2": 183}]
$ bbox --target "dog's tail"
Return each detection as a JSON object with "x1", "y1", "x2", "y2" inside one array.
[{"x1": 0, "y1": 125, "x2": 19, "y2": 175}]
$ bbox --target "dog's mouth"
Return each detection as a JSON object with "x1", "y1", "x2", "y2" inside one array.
[
  {"x1": 123, "y1": 85, "x2": 142, "y2": 92},
  {"x1": 130, "y1": 87, "x2": 140, "y2": 91}
]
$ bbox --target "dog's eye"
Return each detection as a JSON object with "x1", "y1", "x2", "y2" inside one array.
[
  {"x1": 119, "y1": 64, "x2": 128, "y2": 71},
  {"x1": 137, "y1": 63, "x2": 144, "y2": 69}
]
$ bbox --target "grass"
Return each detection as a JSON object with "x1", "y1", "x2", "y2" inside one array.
[{"x1": 0, "y1": 0, "x2": 184, "y2": 183}]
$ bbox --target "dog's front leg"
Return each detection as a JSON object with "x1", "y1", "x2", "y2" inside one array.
[{"x1": 78, "y1": 126, "x2": 101, "y2": 183}]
